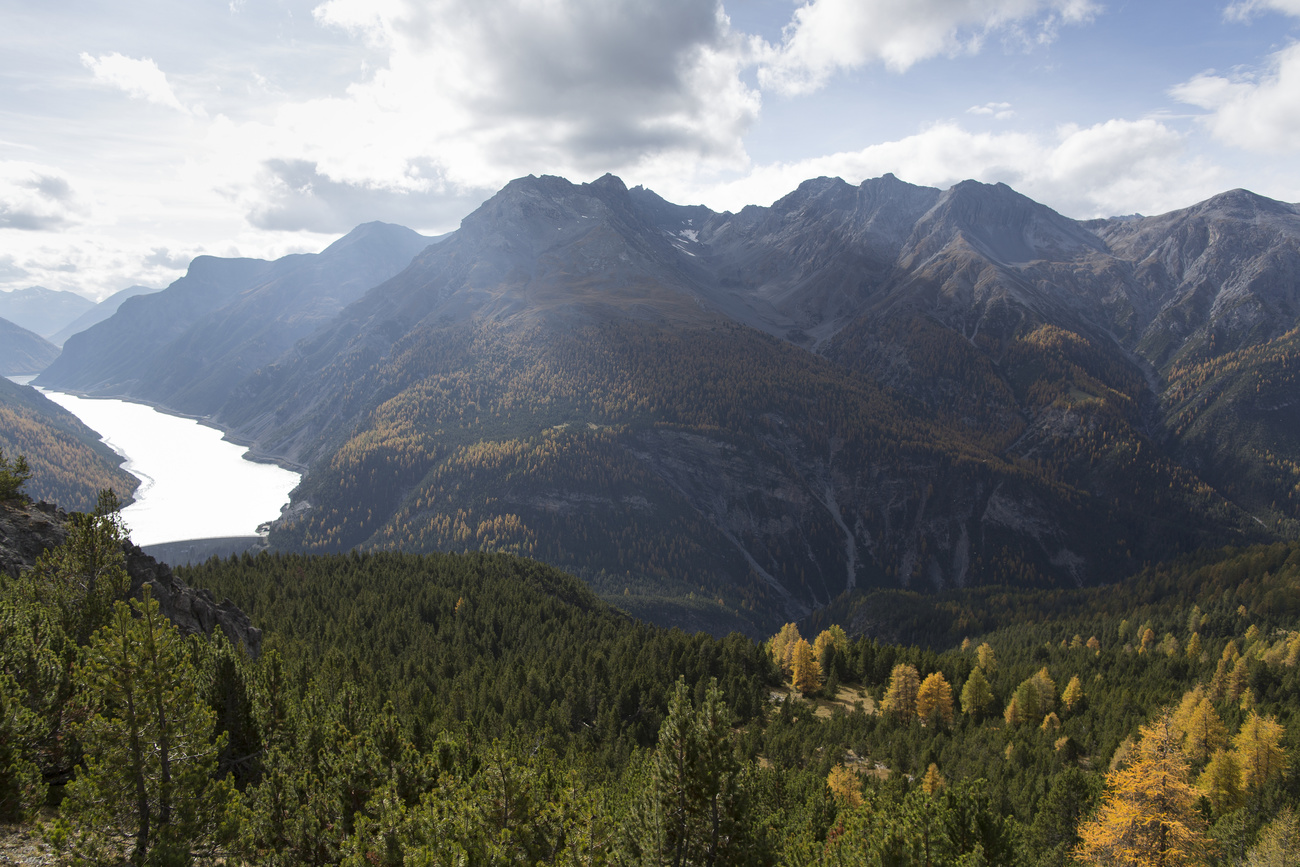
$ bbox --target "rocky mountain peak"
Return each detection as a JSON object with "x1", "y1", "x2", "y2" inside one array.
[
  {"x1": 1193, "y1": 188, "x2": 1295, "y2": 220},
  {"x1": 905, "y1": 178, "x2": 1105, "y2": 267}
]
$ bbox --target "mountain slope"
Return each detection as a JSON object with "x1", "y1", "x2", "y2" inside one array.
[
  {"x1": 31, "y1": 172, "x2": 1300, "y2": 634},
  {"x1": 0, "y1": 377, "x2": 137, "y2": 511},
  {"x1": 37, "y1": 222, "x2": 433, "y2": 414},
  {"x1": 0, "y1": 318, "x2": 59, "y2": 375},
  {"x1": 205, "y1": 175, "x2": 1272, "y2": 634},
  {"x1": 46, "y1": 284, "x2": 158, "y2": 346}
]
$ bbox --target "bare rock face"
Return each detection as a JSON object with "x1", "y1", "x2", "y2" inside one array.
[
  {"x1": 0, "y1": 500, "x2": 65, "y2": 580},
  {"x1": 123, "y1": 543, "x2": 262, "y2": 655},
  {"x1": 0, "y1": 499, "x2": 261, "y2": 655}
]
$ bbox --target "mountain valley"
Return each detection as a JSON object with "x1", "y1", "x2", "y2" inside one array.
[{"x1": 29, "y1": 173, "x2": 1300, "y2": 635}]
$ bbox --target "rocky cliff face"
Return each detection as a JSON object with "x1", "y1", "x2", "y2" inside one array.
[{"x1": 0, "y1": 499, "x2": 261, "y2": 654}]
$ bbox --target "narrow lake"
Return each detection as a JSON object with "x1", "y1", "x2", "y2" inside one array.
[{"x1": 33, "y1": 387, "x2": 300, "y2": 546}]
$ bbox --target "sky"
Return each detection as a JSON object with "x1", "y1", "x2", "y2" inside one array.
[{"x1": 5, "y1": 0, "x2": 1300, "y2": 301}]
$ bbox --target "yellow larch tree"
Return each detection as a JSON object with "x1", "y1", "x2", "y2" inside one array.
[
  {"x1": 791, "y1": 638, "x2": 822, "y2": 696},
  {"x1": 879, "y1": 664, "x2": 920, "y2": 723},
  {"x1": 915, "y1": 672, "x2": 954, "y2": 727},
  {"x1": 1198, "y1": 749, "x2": 1243, "y2": 816},
  {"x1": 813, "y1": 625, "x2": 849, "y2": 681},
  {"x1": 826, "y1": 764, "x2": 863, "y2": 809},
  {"x1": 1233, "y1": 711, "x2": 1288, "y2": 792},
  {"x1": 1226, "y1": 656, "x2": 1252, "y2": 703},
  {"x1": 976, "y1": 642, "x2": 997, "y2": 672},
  {"x1": 769, "y1": 622, "x2": 802, "y2": 676},
  {"x1": 1004, "y1": 692, "x2": 1024, "y2": 727},
  {"x1": 921, "y1": 763, "x2": 945, "y2": 795},
  {"x1": 1062, "y1": 675, "x2": 1084, "y2": 712},
  {"x1": 1075, "y1": 712, "x2": 1211, "y2": 867},
  {"x1": 1181, "y1": 697, "x2": 1228, "y2": 763},
  {"x1": 813, "y1": 625, "x2": 848, "y2": 660}
]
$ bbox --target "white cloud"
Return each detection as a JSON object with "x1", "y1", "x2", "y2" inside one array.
[
  {"x1": 1225, "y1": 0, "x2": 1300, "y2": 21},
  {"x1": 239, "y1": 0, "x2": 761, "y2": 222},
  {"x1": 687, "y1": 118, "x2": 1220, "y2": 219},
  {"x1": 1172, "y1": 42, "x2": 1300, "y2": 152},
  {"x1": 0, "y1": 162, "x2": 83, "y2": 231},
  {"x1": 80, "y1": 52, "x2": 188, "y2": 113},
  {"x1": 757, "y1": 0, "x2": 1099, "y2": 93},
  {"x1": 968, "y1": 101, "x2": 1016, "y2": 119}
]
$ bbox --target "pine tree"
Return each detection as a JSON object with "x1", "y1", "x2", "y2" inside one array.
[
  {"x1": 631, "y1": 677, "x2": 753, "y2": 866},
  {"x1": 813, "y1": 625, "x2": 848, "y2": 683},
  {"x1": 1076, "y1": 712, "x2": 1211, "y2": 866},
  {"x1": 0, "y1": 449, "x2": 30, "y2": 500},
  {"x1": 61, "y1": 588, "x2": 230, "y2": 865},
  {"x1": 960, "y1": 667, "x2": 993, "y2": 719}
]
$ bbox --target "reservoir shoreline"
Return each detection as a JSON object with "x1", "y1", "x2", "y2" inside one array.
[
  {"x1": 29, "y1": 384, "x2": 302, "y2": 547},
  {"x1": 29, "y1": 382, "x2": 308, "y2": 473}
]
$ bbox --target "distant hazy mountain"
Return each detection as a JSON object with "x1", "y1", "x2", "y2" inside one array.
[
  {"x1": 0, "y1": 286, "x2": 95, "y2": 338},
  {"x1": 0, "y1": 377, "x2": 137, "y2": 511},
  {"x1": 37, "y1": 173, "x2": 1300, "y2": 634},
  {"x1": 47, "y1": 284, "x2": 159, "y2": 346},
  {"x1": 0, "y1": 318, "x2": 59, "y2": 375},
  {"x1": 38, "y1": 222, "x2": 434, "y2": 414}
]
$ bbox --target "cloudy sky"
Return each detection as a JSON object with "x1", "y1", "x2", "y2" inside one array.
[{"x1": 5, "y1": 0, "x2": 1300, "y2": 300}]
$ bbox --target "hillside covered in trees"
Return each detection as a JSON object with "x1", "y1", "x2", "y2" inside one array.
[
  {"x1": 3, "y1": 470, "x2": 1299, "y2": 866},
  {"x1": 0, "y1": 378, "x2": 137, "y2": 512},
  {"x1": 34, "y1": 174, "x2": 1300, "y2": 635}
]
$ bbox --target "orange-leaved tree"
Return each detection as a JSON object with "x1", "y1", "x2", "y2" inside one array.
[
  {"x1": 791, "y1": 638, "x2": 821, "y2": 695},
  {"x1": 879, "y1": 664, "x2": 920, "y2": 723},
  {"x1": 1075, "y1": 711, "x2": 1212, "y2": 867},
  {"x1": 915, "y1": 672, "x2": 954, "y2": 727}
]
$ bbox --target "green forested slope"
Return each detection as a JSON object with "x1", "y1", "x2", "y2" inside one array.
[
  {"x1": 4, "y1": 489, "x2": 1299, "y2": 865},
  {"x1": 265, "y1": 316, "x2": 1268, "y2": 637},
  {"x1": 0, "y1": 378, "x2": 137, "y2": 511}
]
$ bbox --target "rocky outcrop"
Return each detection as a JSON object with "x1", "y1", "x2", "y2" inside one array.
[
  {"x1": 0, "y1": 500, "x2": 65, "y2": 580},
  {"x1": 0, "y1": 499, "x2": 261, "y2": 655},
  {"x1": 124, "y1": 542, "x2": 262, "y2": 655}
]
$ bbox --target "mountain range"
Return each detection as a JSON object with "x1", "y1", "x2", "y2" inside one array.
[
  {"x1": 34, "y1": 173, "x2": 1300, "y2": 634},
  {"x1": 0, "y1": 285, "x2": 95, "y2": 339},
  {"x1": 0, "y1": 318, "x2": 59, "y2": 375}
]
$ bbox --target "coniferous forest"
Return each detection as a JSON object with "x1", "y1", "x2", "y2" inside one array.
[{"x1": 2, "y1": 454, "x2": 1299, "y2": 866}]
